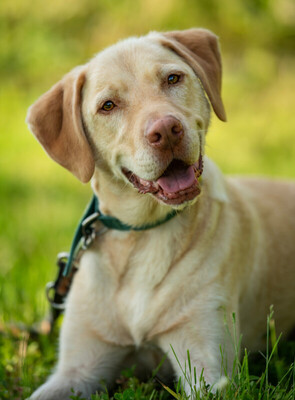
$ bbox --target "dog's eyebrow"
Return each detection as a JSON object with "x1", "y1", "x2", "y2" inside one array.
[
  {"x1": 139, "y1": 63, "x2": 188, "y2": 82},
  {"x1": 158, "y1": 63, "x2": 188, "y2": 75}
]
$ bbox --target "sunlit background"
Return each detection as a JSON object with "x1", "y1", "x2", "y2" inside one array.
[{"x1": 0, "y1": 0, "x2": 295, "y2": 323}]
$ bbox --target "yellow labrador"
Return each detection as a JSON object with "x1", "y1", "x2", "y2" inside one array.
[{"x1": 26, "y1": 29, "x2": 295, "y2": 399}]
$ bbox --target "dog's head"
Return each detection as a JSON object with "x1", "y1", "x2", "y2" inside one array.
[{"x1": 27, "y1": 28, "x2": 226, "y2": 223}]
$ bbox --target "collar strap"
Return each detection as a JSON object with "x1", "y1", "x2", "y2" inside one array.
[
  {"x1": 93, "y1": 196, "x2": 178, "y2": 231},
  {"x1": 63, "y1": 195, "x2": 178, "y2": 276}
]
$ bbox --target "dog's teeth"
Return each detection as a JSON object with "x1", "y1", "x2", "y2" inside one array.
[
  {"x1": 166, "y1": 192, "x2": 176, "y2": 199},
  {"x1": 139, "y1": 178, "x2": 150, "y2": 187}
]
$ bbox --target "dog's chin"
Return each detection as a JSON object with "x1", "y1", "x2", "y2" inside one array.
[{"x1": 122, "y1": 156, "x2": 203, "y2": 207}]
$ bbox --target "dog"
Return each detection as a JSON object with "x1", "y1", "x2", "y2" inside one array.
[{"x1": 26, "y1": 28, "x2": 295, "y2": 399}]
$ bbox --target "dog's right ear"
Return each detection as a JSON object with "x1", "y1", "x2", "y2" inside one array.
[{"x1": 26, "y1": 66, "x2": 95, "y2": 183}]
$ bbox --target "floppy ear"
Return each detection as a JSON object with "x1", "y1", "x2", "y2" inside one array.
[
  {"x1": 157, "y1": 28, "x2": 226, "y2": 122},
  {"x1": 26, "y1": 66, "x2": 95, "y2": 182}
]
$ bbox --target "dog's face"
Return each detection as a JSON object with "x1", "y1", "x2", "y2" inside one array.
[
  {"x1": 27, "y1": 29, "x2": 226, "y2": 213},
  {"x1": 83, "y1": 36, "x2": 209, "y2": 207}
]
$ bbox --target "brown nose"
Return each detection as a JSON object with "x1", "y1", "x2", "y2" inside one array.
[{"x1": 145, "y1": 116, "x2": 184, "y2": 150}]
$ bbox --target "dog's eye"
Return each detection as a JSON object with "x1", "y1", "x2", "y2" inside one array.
[
  {"x1": 101, "y1": 101, "x2": 116, "y2": 112},
  {"x1": 167, "y1": 74, "x2": 181, "y2": 85}
]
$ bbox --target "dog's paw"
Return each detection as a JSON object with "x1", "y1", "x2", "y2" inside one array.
[
  {"x1": 28, "y1": 385, "x2": 75, "y2": 400},
  {"x1": 27, "y1": 373, "x2": 95, "y2": 400}
]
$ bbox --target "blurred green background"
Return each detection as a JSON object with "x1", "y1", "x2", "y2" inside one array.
[{"x1": 0, "y1": 0, "x2": 295, "y2": 325}]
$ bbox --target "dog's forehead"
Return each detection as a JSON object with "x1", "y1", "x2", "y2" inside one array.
[{"x1": 87, "y1": 36, "x2": 185, "y2": 88}]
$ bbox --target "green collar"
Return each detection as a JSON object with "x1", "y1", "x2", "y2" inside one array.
[
  {"x1": 92, "y1": 195, "x2": 178, "y2": 231},
  {"x1": 63, "y1": 195, "x2": 178, "y2": 276}
]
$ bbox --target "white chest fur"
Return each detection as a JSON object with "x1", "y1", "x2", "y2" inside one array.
[{"x1": 68, "y1": 227, "x2": 182, "y2": 345}]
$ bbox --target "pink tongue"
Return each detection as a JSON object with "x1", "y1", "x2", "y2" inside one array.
[{"x1": 157, "y1": 165, "x2": 196, "y2": 194}]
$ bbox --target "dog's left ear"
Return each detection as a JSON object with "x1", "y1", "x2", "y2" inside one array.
[
  {"x1": 156, "y1": 28, "x2": 226, "y2": 122},
  {"x1": 26, "y1": 66, "x2": 95, "y2": 182}
]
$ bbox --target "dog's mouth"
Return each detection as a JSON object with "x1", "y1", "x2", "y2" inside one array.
[{"x1": 122, "y1": 155, "x2": 203, "y2": 205}]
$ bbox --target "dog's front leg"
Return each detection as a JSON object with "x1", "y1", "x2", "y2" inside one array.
[
  {"x1": 29, "y1": 321, "x2": 130, "y2": 400},
  {"x1": 157, "y1": 319, "x2": 235, "y2": 397}
]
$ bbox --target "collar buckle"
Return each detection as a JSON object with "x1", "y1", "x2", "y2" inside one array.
[{"x1": 81, "y1": 211, "x2": 101, "y2": 249}]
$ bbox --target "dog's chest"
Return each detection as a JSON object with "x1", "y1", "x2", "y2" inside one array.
[{"x1": 74, "y1": 228, "x2": 185, "y2": 346}]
